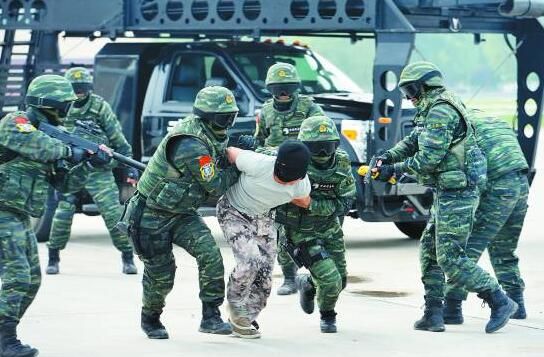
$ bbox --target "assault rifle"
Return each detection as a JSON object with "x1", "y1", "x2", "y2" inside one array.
[{"x1": 37, "y1": 121, "x2": 146, "y2": 171}]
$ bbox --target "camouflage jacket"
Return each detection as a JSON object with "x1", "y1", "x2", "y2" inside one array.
[
  {"x1": 256, "y1": 95, "x2": 324, "y2": 147},
  {"x1": 386, "y1": 88, "x2": 483, "y2": 188},
  {"x1": 0, "y1": 109, "x2": 88, "y2": 217},
  {"x1": 469, "y1": 111, "x2": 528, "y2": 181},
  {"x1": 275, "y1": 150, "x2": 356, "y2": 237},
  {"x1": 137, "y1": 115, "x2": 238, "y2": 216},
  {"x1": 65, "y1": 94, "x2": 132, "y2": 157}
]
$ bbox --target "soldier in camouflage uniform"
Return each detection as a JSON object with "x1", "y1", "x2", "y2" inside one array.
[
  {"x1": 274, "y1": 116, "x2": 355, "y2": 333},
  {"x1": 46, "y1": 67, "x2": 138, "y2": 275},
  {"x1": 0, "y1": 75, "x2": 109, "y2": 357},
  {"x1": 443, "y1": 110, "x2": 529, "y2": 324},
  {"x1": 373, "y1": 62, "x2": 517, "y2": 334},
  {"x1": 255, "y1": 62, "x2": 325, "y2": 296},
  {"x1": 217, "y1": 141, "x2": 311, "y2": 338},
  {"x1": 119, "y1": 86, "x2": 240, "y2": 339}
]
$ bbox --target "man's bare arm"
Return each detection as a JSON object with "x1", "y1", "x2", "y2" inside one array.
[
  {"x1": 226, "y1": 146, "x2": 242, "y2": 164},
  {"x1": 291, "y1": 196, "x2": 311, "y2": 209}
]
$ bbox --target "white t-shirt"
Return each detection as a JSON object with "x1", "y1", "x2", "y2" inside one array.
[{"x1": 225, "y1": 150, "x2": 311, "y2": 216}]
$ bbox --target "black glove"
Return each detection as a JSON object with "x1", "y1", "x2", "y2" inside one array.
[
  {"x1": 237, "y1": 135, "x2": 257, "y2": 151},
  {"x1": 376, "y1": 164, "x2": 397, "y2": 182},
  {"x1": 126, "y1": 167, "x2": 140, "y2": 181},
  {"x1": 374, "y1": 152, "x2": 392, "y2": 166},
  {"x1": 67, "y1": 146, "x2": 89, "y2": 164},
  {"x1": 88, "y1": 149, "x2": 113, "y2": 168}
]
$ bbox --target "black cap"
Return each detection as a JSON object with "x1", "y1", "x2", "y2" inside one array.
[{"x1": 274, "y1": 140, "x2": 310, "y2": 182}]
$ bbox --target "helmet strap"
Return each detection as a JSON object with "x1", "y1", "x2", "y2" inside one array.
[
  {"x1": 200, "y1": 119, "x2": 228, "y2": 141},
  {"x1": 273, "y1": 95, "x2": 296, "y2": 112},
  {"x1": 74, "y1": 94, "x2": 90, "y2": 108},
  {"x1": 312, "y1": 153, "x2": 335, "y2": 168}
]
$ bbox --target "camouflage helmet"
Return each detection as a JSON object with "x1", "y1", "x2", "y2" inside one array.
[
  {"x1": 298, "y1": 115, "x2": 340, "y2": 142},
  {"x1": 193, "y1": 86, "x2": 239, "y2": 113},
  {"x1": 193, "y1": 86, "x2": 239, "y2": 129},
  {"x1": 25, "y1": 74, "x2": 78, "y2": 107},
  {"x1": 265, "y1": 63, "x2": 301, "y2": 85},
  {"x1": 399, "y1": 61, "x2": 444, "y2": 88},
  {"x1": 64, "y1": 67, "x2": 93, "y2": 84}
]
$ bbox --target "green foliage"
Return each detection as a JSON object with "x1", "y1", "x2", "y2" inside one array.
[{"x1": 292, "y1": 34, "x2": 517, "y2": 92}]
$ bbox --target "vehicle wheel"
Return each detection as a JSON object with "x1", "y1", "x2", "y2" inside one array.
[
  {"x1": 394, "y1": 221, "x2": 426, "y2": 240},
  {"x1": 32, "y1": 189, "x2": 59, "y2": 242}
]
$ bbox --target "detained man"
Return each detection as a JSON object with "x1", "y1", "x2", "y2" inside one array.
[{"x1": 216, "y1": 140, "x2": 311, "y2": 339}]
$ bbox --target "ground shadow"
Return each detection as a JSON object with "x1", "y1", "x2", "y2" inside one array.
[{"x1": 345, "y1": 237, "x2": 418, "y2": 250}]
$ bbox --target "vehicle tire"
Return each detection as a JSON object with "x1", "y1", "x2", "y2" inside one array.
[
  {"x1": 394, "y1": 221, "x2": 426, "y2": 240},
  {"x1": 32, "y1": 189, "x2": 59, "y2": 243}
]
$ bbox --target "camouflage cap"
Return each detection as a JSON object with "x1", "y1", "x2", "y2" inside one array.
[
  {"x1": 298, "y1": 115, "x2": 340, "y2": 142},
  {"x1": 26, "y1": 74, "x2": 78, "y2": 104},
  {"x1": 399, "y1": 61, "x2": 444, "y2": 87},
  {"x1": 265, "y1": 63, "x2": 301, "y2": 86},
  {"x1": 64, "y1": 67, "x2": 93, "y2": 84},
  {"x1": 193, "y1": 86, "x2": 239, "y2": 113}
]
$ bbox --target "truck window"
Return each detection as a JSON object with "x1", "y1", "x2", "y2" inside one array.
[
  {"x1": 166, "y1": 53, "x2": 249, "y2": 115},
  {"x1": 231, "y1": 50, "x2": 362, "y2": 100}
]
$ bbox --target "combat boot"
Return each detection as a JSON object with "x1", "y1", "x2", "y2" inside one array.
[
  {"x1": 295, "y1": 274, "x2": 316, "y2": 314},
  {"x1": 507, "y1": 289, "x2": 527, "y2": 319},
  {"x1": 0, "y1": 322, "x2": 39, "y2": 357},
  {"x1": 478, "y1": 289, "x2": 518, "y2": 333},
  {"x1": 199, "y1": 302, "x2": 232, "y2": 335},
  {"x1": 414, "y1": 296, "x2": 445, "y2": 332},
  {"x1": 277, "y1": 264, "x2": 297, "y2": 295},
  {"x1": 320, "y1": 310, "x2": 337, "y2": 333},
  {"x1": 141, "y1": 310, "x2": 169, "y2": 339},
  {"x1": 121, "y1": 251, "x2": 138, "y2": 275},
  {"x1": 443, "y1": 298, "x2": 464, "y2": 325},
  {"x1": 46, "y1": 248, "x2": 60, "y2": 275}
]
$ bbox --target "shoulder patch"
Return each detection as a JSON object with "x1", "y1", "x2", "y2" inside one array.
[
  {"x1": 15, "y1": 117, "x2": 29, "y2": 124},
  {"x1": 14, "y1": 116, "x2": 36, "y2": 133},
  {"x1": 199, "y1": 155, "x2": 215, "y2": 182}
]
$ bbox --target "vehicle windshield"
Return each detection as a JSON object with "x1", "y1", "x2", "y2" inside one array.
[{"x1": 229, "y1": 48, "x2": 363, "y2": 99}]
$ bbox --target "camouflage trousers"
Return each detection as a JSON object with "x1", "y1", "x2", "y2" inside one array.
[
  {"x1": 288, "y1": 221, "x2": 347, "y2": 312},
  {"x1": 446, "y1": 172, "x2": 529, "y2": 300},
  {"x1": 277, "y1": 216, "x2": 345, "y2": 279},
  {"x1": 48, "y1": 169, "x2": 132, "y2": 253},
  {"x1": 0, "y1": 210, "x2": 41, "y2": 325},
  {"x1": 216, "y1": 196, "x2": 276, "y2": 322},
  {"x1": 420, "y1": 187, "x2": 500, "y2": 301},
  {"x1": 124, "y1": 194, "x2": 225, "y2": 315}
]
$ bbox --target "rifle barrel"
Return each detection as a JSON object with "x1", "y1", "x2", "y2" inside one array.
[{"x1": 112, "y1": 152, "x2": 146, "y2": 171}]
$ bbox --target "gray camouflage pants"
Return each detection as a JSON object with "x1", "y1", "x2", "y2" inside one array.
[{"x1": 217, "y1": 196, "x2": 276, "y2": 322}]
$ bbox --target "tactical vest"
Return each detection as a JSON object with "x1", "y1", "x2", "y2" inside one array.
[
  {"x1": 137, "y1": 115, "x2": 227, "y2": 214},
  {"x1": 415, "y1": 90, "x2": 486, "y2": 190},
  {"x1": 275, "y1": 150, "x2": 350, "y2": 233},
  {"x1": 0, "y1": 112, "x2": 53, "y2": 217},
  {"x1": 65, "y1": 94, "x2": 109, "y2": 144},
  {"x1": 261, "y1": 95, "x2": 315, "y2": 146},
  {"x1": 469, "y1": 114, "x2": 528, "y2": 181}
]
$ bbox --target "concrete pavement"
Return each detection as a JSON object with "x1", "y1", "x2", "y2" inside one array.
[{"x1": 18, "y1": 139, "x2": 544, "y2": 357}]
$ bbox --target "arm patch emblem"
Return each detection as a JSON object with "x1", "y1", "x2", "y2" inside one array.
[
  {"x1": 14, "y1": 117, "x2": 36, "y2": 133},
  {"x1": 199, "y1": 155, "x2": 215, "y2": 181}
]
